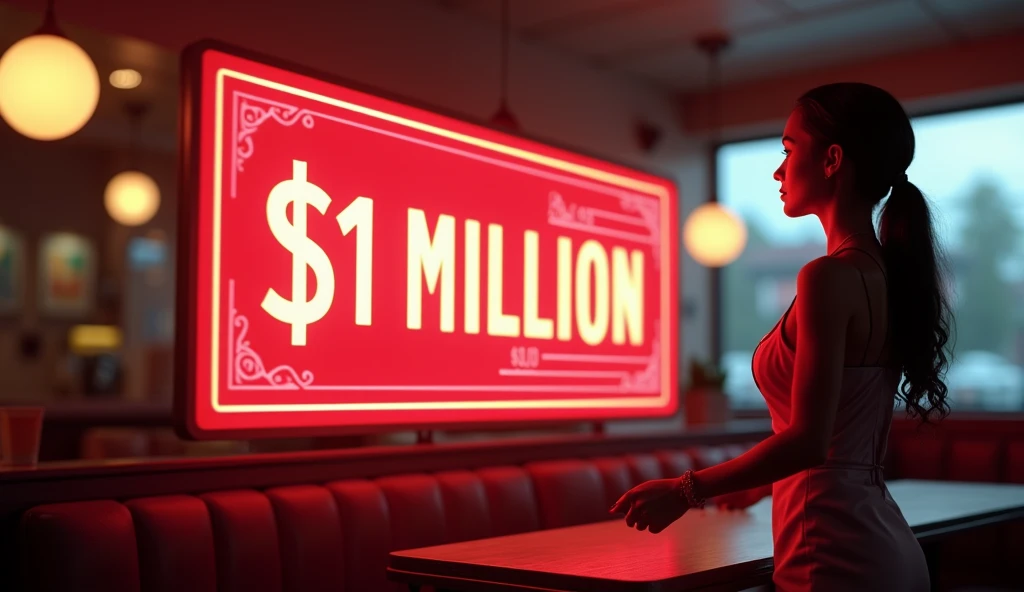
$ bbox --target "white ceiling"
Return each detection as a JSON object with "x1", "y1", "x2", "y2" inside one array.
[{"x1": 440, "y1": 0, "x2": 1024, "y2": 91}]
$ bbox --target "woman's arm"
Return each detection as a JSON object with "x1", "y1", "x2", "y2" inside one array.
[
  {"x1": 712, "y1": 482, "x2": 774, "y2": 510},
  {"x1": 693, "y1": 257, "x2": 857, "y2": 499}
]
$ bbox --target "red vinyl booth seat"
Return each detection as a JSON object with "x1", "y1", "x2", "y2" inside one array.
[{"x1": 16, "y1": 445, "x2": 742, "y2": 592}]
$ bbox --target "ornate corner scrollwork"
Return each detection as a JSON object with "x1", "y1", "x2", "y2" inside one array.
[
  {"x1": 620, "y1": 326, "x2": 661, "y2": 393},
  {"x1": 227, "y1": 280, "x2": 314, "y2": 390},
  {"x1": 232, "y1": 93, "x2": 317, "y2": 197}
]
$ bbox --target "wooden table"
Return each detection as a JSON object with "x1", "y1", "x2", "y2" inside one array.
[{"x1": 388, "y1": 480, "x2": 1024, "y2": 592}]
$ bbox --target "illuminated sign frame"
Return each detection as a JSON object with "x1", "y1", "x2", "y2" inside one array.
[{"x1": 176, "y1": 40, "x2": 679, "y2": 440}]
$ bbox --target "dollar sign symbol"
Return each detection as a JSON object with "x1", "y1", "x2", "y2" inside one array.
[{"x1": 261, "y1": 160, "x2": 335, "y2": 346}]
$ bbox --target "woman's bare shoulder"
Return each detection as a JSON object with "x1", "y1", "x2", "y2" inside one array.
[{"x1": 796, "y1": 256, "x2": 864, "y2": 313}]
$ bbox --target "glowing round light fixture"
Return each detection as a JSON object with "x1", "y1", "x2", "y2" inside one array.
[
  {"x1": 104, "y1": 170, "x2": 160, "y2": 226},
  {"x1": 682, "y1": 202, "x2": 748, "y2": 267},
  {"x1": 109, "y1": 68, "x2": 141, "y2": 89},
  {"x1": 0, "y1": 33, "x2": 99, "y2": 140}
]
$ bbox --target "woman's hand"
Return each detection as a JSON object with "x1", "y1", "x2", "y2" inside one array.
[
  {"x1": 609, "y1": 478, "x2": 689, "y2": 534},
  {"x1": 712, "y1": 484, "x2": 772, "y2": 511}
]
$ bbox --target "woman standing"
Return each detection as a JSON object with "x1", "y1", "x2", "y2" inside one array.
[{"x1": 611, "y1": 82, "x2": 952, "y2": 591}]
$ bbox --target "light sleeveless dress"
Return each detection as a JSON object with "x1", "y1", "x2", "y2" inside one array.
[{"x1": 751, "y1": 247, "x2": 930, "y2": 591}]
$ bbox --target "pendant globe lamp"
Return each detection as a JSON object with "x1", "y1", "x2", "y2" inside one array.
[
  {"x1": 0, "y1": 0, "x2": 100, "y2": 140},
  {"x1": 104, "y1": 102, "x2": 160, "y2": 227},
  {"x1": 682, "y1": 33, "x2": 747, "y2": 268}
]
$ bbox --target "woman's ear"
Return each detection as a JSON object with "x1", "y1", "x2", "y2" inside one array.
[{"x1": 823, "y1": 143, "x2": 844, "y2": 178}]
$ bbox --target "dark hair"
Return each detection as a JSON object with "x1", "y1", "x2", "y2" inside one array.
[{"x1": 796, "y1": 82, "x2": 952, "y2": 424}]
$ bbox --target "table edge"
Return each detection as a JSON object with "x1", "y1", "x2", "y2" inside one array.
[
  {"x1": 389, "y1": 495, "x2": 1024, "y2": 590},
  {"x1": 389, "y1": 553, "x2": 775, "y2": 592},
  {"x1": 911, "y1": 506, "x2": 1024, "y2": 540}
]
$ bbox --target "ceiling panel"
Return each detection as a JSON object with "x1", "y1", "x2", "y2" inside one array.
[
  {"x1": 440, "y1": 0, "x2": 1024, "y2": 90},
  {"x1": 718, "y1": 0, "x2": 946, "y2": 85},
  {"x1": 442, "y1": 0, "x2": 1024, "y2": 90},
  {"x1": 546, "y1": 0, "x2": 781, "y2": 60},
  {"x1": 924, "y1": 0, "x2": 1024, "y2": 37},
  {"x1": 441, "y1": 0, "x2": 646, "y2": 30},
  {"x1": 925, "y1": 0, "x2": 1024, "y2": 16},
  {"x1": 622, "y1": 48, "x2": 710, "y2": 90},
  {"x1": 782, "y1": 0, "x2": 871, "y2": 10},
  {"x1": 955, "y1": 12, "x2": 1024, "y2": 37},
  {"x1": 618, "y1": 0, "x2": 938, "y2": 88},
  {"x1": 520, "y1": 0, "x2": 686, "y2": 37}
]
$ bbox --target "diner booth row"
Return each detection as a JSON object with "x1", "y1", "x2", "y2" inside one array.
[
  {"x1": 4, "y1": 419, "x2": 1024, "y2": 591},
  {"x1": 7, "y1": 427, "x2": 760, "y2": 591}
]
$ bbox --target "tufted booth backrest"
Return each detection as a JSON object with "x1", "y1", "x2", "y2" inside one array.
[{"x1": 17, "y1": 445, "x2": 745, "y2": 592}]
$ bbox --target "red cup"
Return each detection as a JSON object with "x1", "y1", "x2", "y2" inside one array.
[{"x1": 1, "y1": 407, "x2": 45, "y2": 468}]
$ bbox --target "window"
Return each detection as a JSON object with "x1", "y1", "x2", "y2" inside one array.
[
  {"x1": 717, "y1": 101, "x2": 1024, "y2": 412},
  {"x1": 124, "y1": 233, "x2": 175, "y2": 402}
]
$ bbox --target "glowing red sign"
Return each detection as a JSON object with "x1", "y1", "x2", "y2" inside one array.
[{"x1": 177, "y1": 41, "x2": 679, "y2": 439}]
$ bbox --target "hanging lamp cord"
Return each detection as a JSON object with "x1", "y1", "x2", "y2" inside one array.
[
  {"x1": 129, "y1": 111, "x2": 138, "y2": 170},
  {"x1": 500, "y1": 0, "x2": 509, "y2": 108},
  {"x1": 125, "y1": 103, "x2": 147, "y2": 170},
  {"x1": 708, "y1": 44, "x2": 721, "y2": 149},
  {"x1": 39, "y1": 0, "x2": 62, "y2": 35}
]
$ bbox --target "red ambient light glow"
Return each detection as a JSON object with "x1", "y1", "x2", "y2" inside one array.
[{"x1": 176, "y1": 41, "x2": 679, "y2": 439}]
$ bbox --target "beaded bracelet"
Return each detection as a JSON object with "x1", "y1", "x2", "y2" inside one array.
[{"x1": 677, "y1": 469, "x2": 706, "y2": 509}]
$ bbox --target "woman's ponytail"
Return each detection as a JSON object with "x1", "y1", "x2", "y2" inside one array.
[{"x1": 879, "y1": 179, "x2": 953, "y2": 423}]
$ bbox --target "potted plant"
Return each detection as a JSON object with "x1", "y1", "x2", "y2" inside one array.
[{"x1": 683, "y1": 359, "x2": 731, "y2": 426}]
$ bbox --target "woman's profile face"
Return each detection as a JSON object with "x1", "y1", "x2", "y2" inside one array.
[{"x1": 773, "y1": 108, "x2": 833, "y2": 218}]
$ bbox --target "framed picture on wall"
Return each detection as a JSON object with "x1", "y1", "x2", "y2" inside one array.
[
  {"x1": 38, "y1": 232, "x2": 96, "y2": 317},
  {"x1": 0, "y1": 225, "x2": 25, "y2": 314}
]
